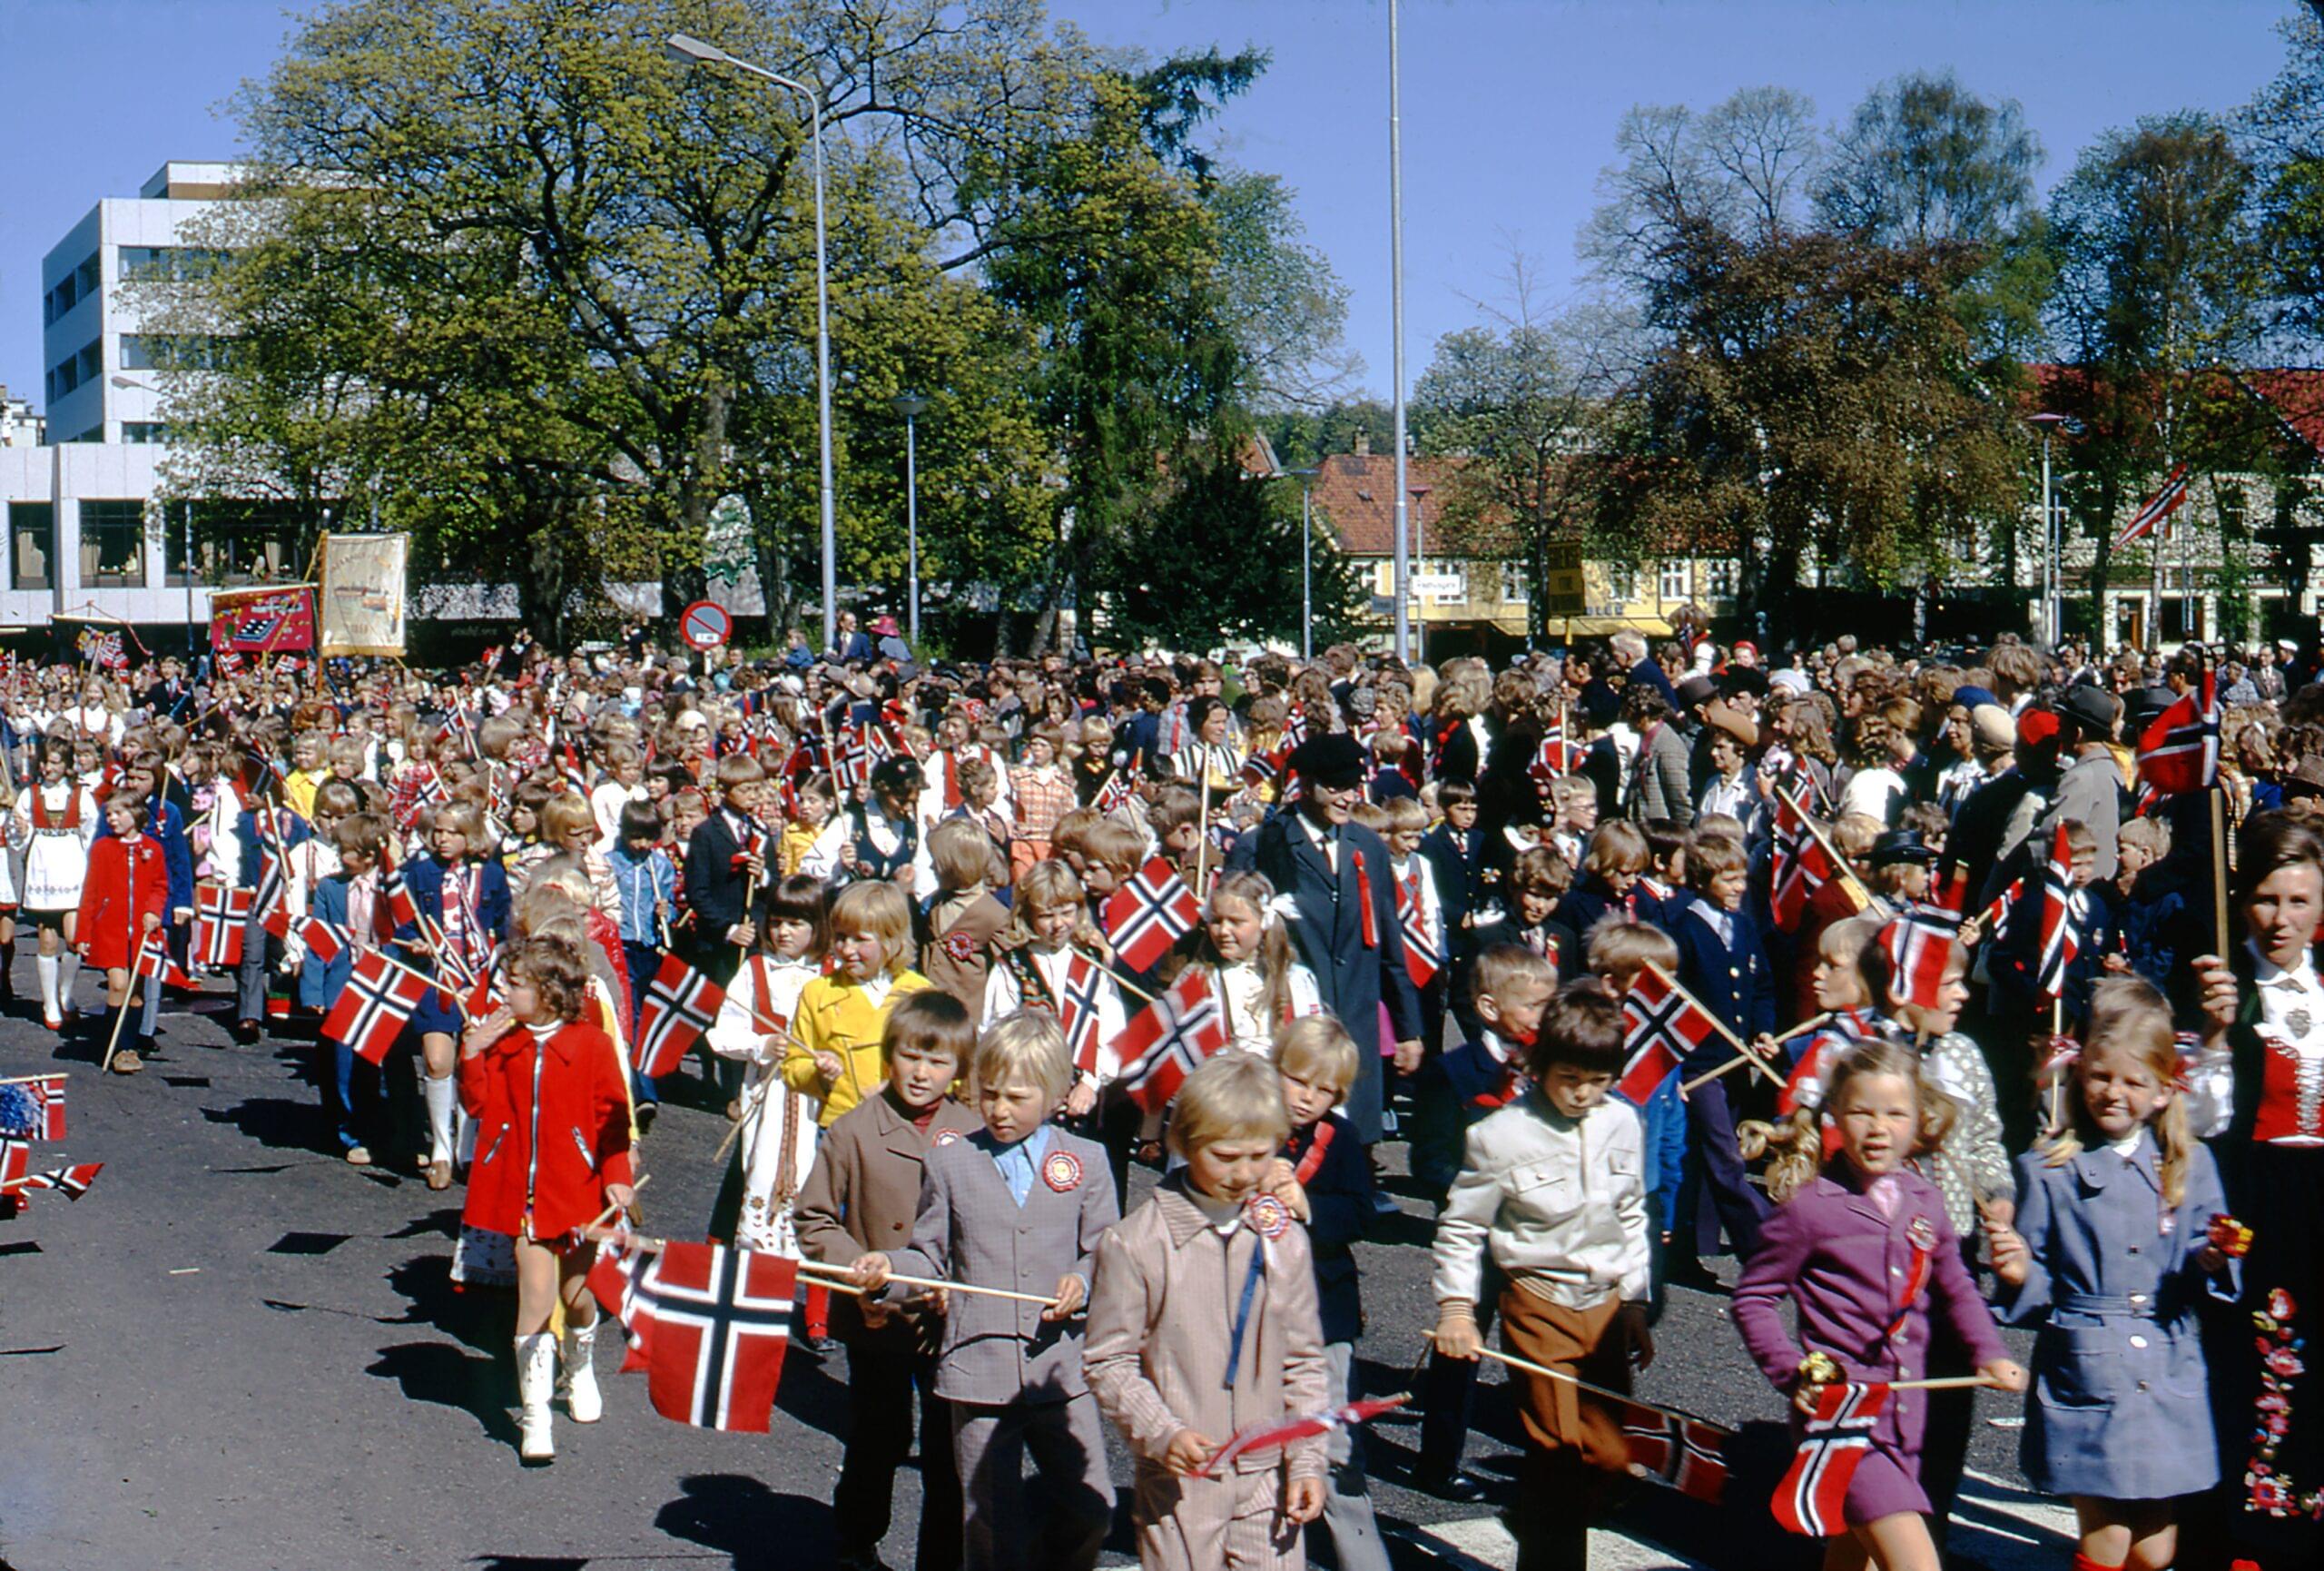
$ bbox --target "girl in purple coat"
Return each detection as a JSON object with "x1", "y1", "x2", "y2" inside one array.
[{"x1": 1734, "y1": 1040, "x2": 2025, "y2": 1571}]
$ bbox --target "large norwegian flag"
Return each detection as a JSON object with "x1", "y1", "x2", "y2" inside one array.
[
  {"x1": 592, "y1": 1239, "x2": 798, "y2": 1432},
  {"x1": 1617, "y1": 966, "x2": 1720, "y2": 1102},
  {"x1": 1770, "y1": 795, "x2": 1835, "y2": 934},
  {"x1": 1397, "y1": 873, "x2": 1441, "y2": 989},
  {"x1": 1878, "y1": 883, "x2": 1967, "y2": 1013},
  {"x1": 322, "y1": 951, "x2": 433, "y2": 1065},
  {"x1": 1617, "y1": 1400, "x2": 1731, "y2": 1504},
  {"x1": 634, "y1": 953, "x2": 728, "y2": 1079},
  {"x1": 1112, "y1": 969, "x2": 1232, "y2": 1112},
  {"x1": 1773, "y1": 1382, "x2": 1890, "y2": 1536},
  {"x1": 0, "y1": 1075, "x2": 67, "y2": 1141},
  {"x1": 1105, "y1": 857, "x2": 1201, "y2": 973},
  {"x1": 1196, "y1": 1396, "x2": 1409, "y2": 1477},
  {"x1": 2135, "y1": 669, "x2": 2221, "y2": 796},
  {"x1": 2112, "y1": 461, "x2": 2191, "y2": 549},
  {"x1": 829, "y1": 726, "x2": 873, "y2": 795},
  {"x1": 2035, "y1": 822, "x2": 2083, "y2": 999},
  {"x1": 193, "y1": 885, "x2": 254, "y2": 969}
]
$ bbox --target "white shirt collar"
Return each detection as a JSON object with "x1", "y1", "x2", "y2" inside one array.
[{"x1": 2252, "y1": 943, "x2": 2322, "y2": 994}]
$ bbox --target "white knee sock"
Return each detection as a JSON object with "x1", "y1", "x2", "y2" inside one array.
[
  {"x1": 424, "y1": 1073, "x2": 457, "y2": 1165},
  {"x1": 57, "y1": 953, "x2": 81, "y2": 1013},
  {"x1": 35, "y1": 953, "x2": 59, "y2": 1017}
]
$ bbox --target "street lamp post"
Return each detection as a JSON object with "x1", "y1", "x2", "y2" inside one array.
[
  {"x1": 1409, "y1": 482, "x2": 1432, "y2": 665},
  {"x1": 890, "y1": 391, "x2": 928, "y2": 645},
  {"x1": 2030, "y1": 412, "x2": 2068, "y2": 646},
  {"x1": 666, "y1": 33, "x2": 838, "y2": 654},
  {"x1": 1275, "y1": 467, "x2": 1321, "y2": 661},
  {"x1": 1386, "y1": 0, "x2": 1411, "y2": 664}
]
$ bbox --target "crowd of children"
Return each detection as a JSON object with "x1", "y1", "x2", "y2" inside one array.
[{"x1": 7, "y1": 628, "x2": 2324, "y2": 1571}]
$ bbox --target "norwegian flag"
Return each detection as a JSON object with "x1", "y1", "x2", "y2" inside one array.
[
  {"x1": 1773, "y1": 1382, "x2": 1891, "y2": 1537},
  {"x1": 1618, "y1": 966, "x2": 1720, "y2": 1102},
  {"x1": 216, "y1": 649, "x2": 246, "y2": 678},
  {"x1": 1112, "y1": 969, "x2": 1232, "y2": 1112},
  {"x1": 133, "y1": 933, "x2": 195, "y2": 990},
  {"x1": 252, "y1": 850, "x2": 292, "y2": 941},
  {"x1": 561, "y1": 742, "x2": 589, "y2": 798},
  {"x1": 1778, "y1": 1008, "x2": 1880, "y2": 1115},
  {"x1": 1770, "y1": 795, "x2": 1835, "y2": 934},
  {"x1": 1528, "y1": 715, "x2": 1587, "y2": 785},
  {"x1": 1397, "y1": 873, "x2": 1440, "y2": 989},
  {"x1": 1237, "y1": 746, "x2": 1286, "y2": 795},
  {"x1": 1281, "y1": 703, "x2": 1312, "y2": 748},
  {"x1": 829, "y1": 726, "x2": 873, "y2": 795},
  {"x1": 634, "y1": 953, "x2": 728, "y2": 1079},
  {"x1": 0, "y1": 1076, "x2": 67, "y2": 1141},
  {"x1": 1092, "y1": 767, "x2": 1136, "y2": 815},
  {"x1": 193, "y1": 885, "x2": 254, "y2": 969},
  {"x1": 2035, "y1": 821, "x2": 2083, "y2": 999},
  {"x1": 2135, "y1": 669, "x2": 2221, "y2": 796},
  {"x1": 298, "y1": 915, "x2": 355, "y2": 968},
  {"x1": 1196, "y1": 1396, "x2": 1409, "y2": 1477},
  {"x1": 1878, "y1": 883, "x2": 1967, "y2": 1013},
  {"x1": 77, "y1": 628, "x2": 128, "y2": 670},
  {"x1": 2112, "y1": 461, "x2": 2191, "y2": 549},
  {"x1": 591, "y1": 1239, "x2": 798, "y2": 1432},
  {"x1": 1105, "y1": 857, "x2": 1201, "y2": 973},
  {"x1": 0, "y1": 1145, "x2": 102, "y2": 1202},
  {"x1": 1976, "y1": 876, "x2": 2024, "y2": 945},
  {"x1": 380, "y1": 865, "x2": 421, "y2": 934},
  {"x1": 1618, "y1": 1401, "x2": 1730, "y2": 1504},
  {"x1": 1059, "y1": 953, "x2": 1108, "y2": 1074},
  {"x1": 321, "y1": 951, "x2": 432, "y2": 1065}
]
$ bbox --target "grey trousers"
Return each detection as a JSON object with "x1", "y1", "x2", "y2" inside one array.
[
  {"x1": 951, "y1": 1390, "x2": 1111, "y2": 1571},
  {"x1": 1317, "y1": 1339, "x2": 1392, "y2": 1571}
]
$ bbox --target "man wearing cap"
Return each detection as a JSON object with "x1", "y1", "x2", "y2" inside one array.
[
  {"x1": 2043, "y1": 686, "x2": 2124, "y2": 883},
  {"x1": 1248, "y1": 733, "x2": 1423, "y2": 1151}
]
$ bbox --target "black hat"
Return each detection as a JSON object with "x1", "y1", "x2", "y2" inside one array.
[
  {"x1": 1675, "y1": 674, "x2": 1718, "y2": 710},
  {"x1": 2056, "y1": 683, "x2": 2120, "y2": 739},
  {"x1": 1289, "y1": 732, "x2": 1368, "y2": 791},
  {"x1": 2123, "y1": 686, "x2": 2176, "y2": 729},
  {"x1": 1869, "y1": 828, "x2": 1937, "y2": 868},
  {"x1": 1579, "y1": 685, "x2": 1620, "y2": 727}
]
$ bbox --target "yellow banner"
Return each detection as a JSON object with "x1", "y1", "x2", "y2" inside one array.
[{"x1": 318, "y1": 533, "x2": 409, "y2": 656}]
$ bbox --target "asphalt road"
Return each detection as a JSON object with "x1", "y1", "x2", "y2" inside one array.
[{"x1": 0, "y1": 969, "x2": 2070, "y2": 1571}]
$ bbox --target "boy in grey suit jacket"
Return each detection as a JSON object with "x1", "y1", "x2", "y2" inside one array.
[{"x1": 855, "y1": 1010, "x2": 1119, "y2": 1571}]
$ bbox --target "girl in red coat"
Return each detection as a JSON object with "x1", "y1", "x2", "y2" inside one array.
[
  {"x1": 457, "y1": 934, "x2": 635, "y2": 1463},
  {"x1": 74, "y1": 794, "x2": 168, "y2": 1075}
]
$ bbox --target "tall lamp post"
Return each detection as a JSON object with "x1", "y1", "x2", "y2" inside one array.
[
  {"x1": 1271, "y1": 466, "x2": 1321, "y2": 661},
  {"x1": 890, "y1": 391, "x2": 928, "y2": 645},
  {"x1": 666, "y1": 33, "x2": 838, "y2": 654},
  {"x1": 1409, "y1": 481, "x2": 1433, "y2": 665},
  {"x1": 1386, "y1": 0, "x2": 1411, "y2": 663},
  {"x1": 2029, "y1": 412, "x2": 2069, "y2": 647}
]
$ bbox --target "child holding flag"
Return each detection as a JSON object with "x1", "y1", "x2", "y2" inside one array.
[
  {"x1": 74, "y1": 791, "x2": 168, "y2": 1075},
  {"x1": 1429, "y1": 984, "x2": 1654, "y2": 1566},
  {"x1": 1084, "y1": 1050, "x2": 1329, "y2": 1571},
  {"x1": 1733, "y1": 1041, "x2": 2024, "y2": 1569}
]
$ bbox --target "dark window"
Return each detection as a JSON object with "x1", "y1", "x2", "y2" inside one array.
[
  {"x1": 123, "y1": 421, "x2": 168, "y2": 445},
  {"x1": 78, "y1": 499, "x2": 147, "y2": 588},
  {"x1": 172, "y1": 499, "x2": 298, "y2": 587},
  {"x1": 10, "y1": 502, "x2": 54, "y2": 591}
]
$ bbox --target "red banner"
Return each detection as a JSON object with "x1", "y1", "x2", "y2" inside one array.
[{"x1": 209, "y1": 585, "x2": 316, "y2": 654}]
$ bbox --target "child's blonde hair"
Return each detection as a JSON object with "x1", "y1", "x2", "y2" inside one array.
[
  {"x1": 1167, "y1": 1050, "x2": 1291, "y2": 1157},
  {"x1": 1274, "y1": 1013, "x2": 1358, "y2": 1099},
  {"x1": 1346, "y1": 801, "x2": 1391, "y2": 835},
  {"x1": 1380, "y1": 795, "x2": 1430, "y2": 836},
  {"x1": 2043, "y1": 976, "x2": 2193, "y2": 1206},
  {"x1": 927, "y1": 817, "x2": 1003, "y2": 893},
  {"x1": 1741, "y1": 1039, "x2": 1957, "y2": 1202},
  {"x1": 829, "y1": 881, "x2": 913, "y2": 976},
  {"x1": 2117, "y1": 815, "x2": 2171, "y2": 862},
  {"x1": 1011, "y1": 859, "x2": 1086, "y2": 940},
  {"x1": 972, "y1": 1009, "x2": 1073, "y2": 1103},
  {"x1": 1470, "y1": 942, "x2": 1559, "y2": 1012},
  {"x1": 1585, "y1": 914, "x2": 1679, "y2": 983},
  {"x1": 1175, "y1": 870, "x2": 1298, "y2": 1024},
  {"x1": 1583, "y1": 820, "x2": 1649, "y2": 876}
]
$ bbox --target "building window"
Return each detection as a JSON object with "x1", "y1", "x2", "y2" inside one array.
[
  {"x1": 10, "y1": 502, "x2": 53, "y2": 591},
  {"x1": 78, "y1": 499, "x2": 149, "y2": 588},
  {"x1": 2219, "y1": 483, "x2": 2249, "y2": 540},
  {"x1": 121, "y1": 333, "x2": 227, "y2": 372},
  {"x1": 1704, "y1": 558, "x2": 1739, "y2": 598},
  {"x1": 1374, "y1": 562, "x2": 1394, "y2": 597},
  {"x1": 123, "y1": 421, "x2": 168, "y2": 444},
  {"x1": 1431, "y1": 562, "x2": 1468, "y2": 607},
  {"x1": 172, "y1": 500, "x2": 298, "y2": 588},
  {"x1": 1659, "y1": 560, "x2": 1690, "y2": 602},
  {"x1": 1501, "y1": 561, "x2": 1529, "y2": 602},
  {"x1": 119, "y1": 246, "x2": 229, "y2": 282},
  {"x1": 1603, "y1": 565, "x2": 1639, "y2": 603}
]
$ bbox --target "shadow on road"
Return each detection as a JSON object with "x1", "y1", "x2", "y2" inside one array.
[
  {"x1": 368, "y1": 1339, "x2": 518, "y2": 1447},
  {"x1": 654, "y1": 1473, "x2": 837, "y2": 1570},
  {"x1": 202, "y1": 1094, "x2": 335, "y2": 1155}
]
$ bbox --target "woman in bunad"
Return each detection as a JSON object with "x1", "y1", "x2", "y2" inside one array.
[
  {"x1": 707, "y1": 875, "x2": 830, "y2": 1260},
  {"x1": 12, "y1": 738, "x2": 99, "y2": 1029}
]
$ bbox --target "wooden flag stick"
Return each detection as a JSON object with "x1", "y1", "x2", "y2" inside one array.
[
  {"x1": 2211, "y1": 784, "x2": 2230, "y2": 962},
  {"x1": 1674, "y1": 1011, "x2": 1831, "y2": 1092},
  {"x1": 576, "y1": 1229, "x2": 866, "y2": 1296},
  {"x1": 0, "y1": 1072, "x2": 64, "y2": 1087},
  {"x1": 795, "y1": 1257, "x2": 1061, "y2": 1309},
  {"x1": 583, "y1": 1173, "x2": 650, "y2": 1233},
  {"x1": 1889, "y1": 1375, "x2": 2004, "y2": 1391},
  {"x1": 1072, "y1": 945, "x2": 1157, "y2": 1005},
  {"x1": 711, "y1": 1030, "x2": 810, "y2": 1167},
  {"x1": 98, "y1": 981, "x2": 137, "y2": 1073},
  {"x1": 1193, "y1": 775, "x2": 1212, "y2": 904},
  {"x1": 1436, "y1": 1336, "x2": 1724, "y2": 1430}
]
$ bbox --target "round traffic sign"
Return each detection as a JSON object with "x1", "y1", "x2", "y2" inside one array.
[{"x1": 679, "y1": 599, "x2": 733, "y2": 651}]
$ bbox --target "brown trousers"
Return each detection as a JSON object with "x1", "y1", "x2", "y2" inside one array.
[{"x1": 1497, "y1": 1286, "x2": 1637, "y2": 1571}]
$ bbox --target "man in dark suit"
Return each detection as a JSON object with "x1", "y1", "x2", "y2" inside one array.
[
  {"x1": 1251, "y1": 734, "x2": 1423, "y2": 1149},
  {"x1": 682, "y1": 756, "x2": 770, "y2": 990}
]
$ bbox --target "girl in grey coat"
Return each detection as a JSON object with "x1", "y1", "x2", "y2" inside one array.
[{"x1": 1986, "y1": 978, "x2": 2240, "y2": 1571}]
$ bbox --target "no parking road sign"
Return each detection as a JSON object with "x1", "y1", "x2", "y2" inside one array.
[{"x1": 680, "y1": 599, "x2": 733, "y2": 652}]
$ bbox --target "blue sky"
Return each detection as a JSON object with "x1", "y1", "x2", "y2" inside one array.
[{"x1": 0, "y1": 0, "x2": 2303, "y2": 414}]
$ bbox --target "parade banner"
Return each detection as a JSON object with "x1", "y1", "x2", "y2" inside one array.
[
  {"x1": 317, "y1": 533, "x2": 409, "y2": 657},
  {"x1": 209, "y1": 584, "x2": 316, "y2": 654}
]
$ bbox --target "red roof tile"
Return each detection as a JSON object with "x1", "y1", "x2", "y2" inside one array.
[{"x1": 1306, "y1": 451, "x2": 1503, "y2": 557}]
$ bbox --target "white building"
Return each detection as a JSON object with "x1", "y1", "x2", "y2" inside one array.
[{"x1": 0, "y1": 386, "x2": 42, "y2": 449}]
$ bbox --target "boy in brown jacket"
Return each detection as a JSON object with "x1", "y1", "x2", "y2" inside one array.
[
  {"x1": 793, "y1": 990, "x2": 982, "y2": 1571},
  {"x1": 1085, "y1": 1051, "x2": 1330, "y2": 1569}
]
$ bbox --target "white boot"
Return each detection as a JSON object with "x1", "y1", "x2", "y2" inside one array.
[
  {"x1": 35, "y1": 953, "x2": 59, "y2": 1026},
  {"x1": 423, "y1": 1073, "x2": 457, "y2": 1170},
  {"x1": 559, "y1": 1319, "x2": 602, "y2": 1423},
  {"x1": 516, "y1": 1331, "x2": 556, "y2": 1462},
  {"x1": 56, "y1": 953, "x2": 81, "y2": 1019}
]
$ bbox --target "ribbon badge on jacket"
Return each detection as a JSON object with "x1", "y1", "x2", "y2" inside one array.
[
  {"x1": 1886, "y1": 1213, "x2": 1937, "y2": 1339},
  {"x1": 1351, "y1": 847, "x2": 1377, "y2": 950}
]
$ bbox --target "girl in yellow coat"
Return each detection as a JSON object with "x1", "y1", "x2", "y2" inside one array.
[{"x1": 783, "y1": 880, "x2": 931, "y2": 1125}]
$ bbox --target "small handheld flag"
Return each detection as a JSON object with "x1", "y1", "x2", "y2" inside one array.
[{"x1": 1772, "y1": 1381, "x2": 1890, "y2": 1537}]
